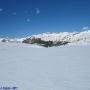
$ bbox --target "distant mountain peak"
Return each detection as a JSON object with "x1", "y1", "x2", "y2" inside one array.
[{"x1": 0, "y1": 30, "x2": 90, "y2": 47}]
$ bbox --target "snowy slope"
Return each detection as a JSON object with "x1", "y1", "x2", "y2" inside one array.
[
  {"x1": 31, "y1": 30, "x2": 90, "y2": 43},
  {"x1": 15, "y1": 30, "x2": 90, "y2": 45},
  {"x1": 0, "y1": 42, "x2": 90, "y2": 90},
  {"x1": 0, "y1": 30, "x2": 90, "y2": 45}
]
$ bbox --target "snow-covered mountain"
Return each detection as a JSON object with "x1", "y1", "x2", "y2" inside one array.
[
  {"x1": 0, "y1": 32, "x2": 90, "y2": 90},
  {"x1": 31, "y1": 30, "x2": 90, "y2": 43},
  {"x1": 0, "y1": 30, "x2": 90, "y2": 46}
]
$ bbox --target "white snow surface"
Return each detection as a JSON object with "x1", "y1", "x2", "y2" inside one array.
[{"x1": 0, "y1": 42, "x2": 90, "y2": 90}]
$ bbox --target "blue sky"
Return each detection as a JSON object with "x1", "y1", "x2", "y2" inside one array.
[{"x1": 0, "y1": 0, "x2": 90, "y2": 37}]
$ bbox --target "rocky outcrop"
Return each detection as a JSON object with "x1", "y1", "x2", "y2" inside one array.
[
  {"x1": 22, "y1": 37, "x2": 69, "y2": 47},
  {"x1": 1, "y1": 39, "x2": 7, "y2": 42}
]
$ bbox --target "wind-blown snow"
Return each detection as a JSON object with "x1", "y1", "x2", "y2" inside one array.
[{"x1": 0, "y1": 42, "x2": 90, "y2": 90}]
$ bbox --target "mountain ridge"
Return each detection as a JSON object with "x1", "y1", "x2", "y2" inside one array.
[{"x1": 0, "y1": 30, "x2": 90, "y2": 47}]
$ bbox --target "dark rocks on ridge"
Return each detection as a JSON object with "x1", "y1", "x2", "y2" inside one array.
[{"x1": 22, "y1": 37, "x2": 69, "y2": 47}]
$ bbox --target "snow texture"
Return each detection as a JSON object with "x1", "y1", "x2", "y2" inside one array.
[{"x1": 0, "y1": 42, "x2": 90, "y2": 90}]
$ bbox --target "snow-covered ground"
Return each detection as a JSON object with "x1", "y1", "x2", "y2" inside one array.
[{"x1": 0, "y1": 42, "x2": 90, "y2": 90}]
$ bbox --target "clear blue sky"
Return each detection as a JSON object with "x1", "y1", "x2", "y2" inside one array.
[{"x1": 0, "y1": 0, "x2": 90, "y2": 37}]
